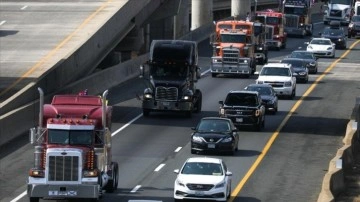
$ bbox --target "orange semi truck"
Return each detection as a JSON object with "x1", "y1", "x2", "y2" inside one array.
[
  {"x1": 211, "y1": 20, "x2": 261, "y2": 77},
  {"x1": 27, "y1": 88, "x2": 118, "y2": 202}
]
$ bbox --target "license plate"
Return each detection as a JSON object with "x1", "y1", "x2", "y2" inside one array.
[
  {"x1": 162, "y1": 101, "x2": 170, "y2": 106},
  {"x1": 195, "y1": 191, "x2": 204, "y2": 196},
  {"x1": 208, "y1": 144, "x2": 215, "y2": 148},
  {"x1": 236, "y1": 118, "x2": 243, "y2": 122}
]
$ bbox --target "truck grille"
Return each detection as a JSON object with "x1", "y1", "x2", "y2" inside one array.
[
  {"x1": 223, "y1": 49, "x2": 240, "y2": 64},
  {"x1": 266, "y1": 26, "x2": 274, "y2": 40},
  {"x1": 329, "y1": 10, "x2": 342, "y2": 17},
  {"x1": 285, "y1": 15, "x2": 299, "y2": 28},
  {"x1": 48, "y1": 156, "x2": 79, "y2": 181},
  {"x1": 187, "y1": 183, "x2": 214, "y2": 191},
  {"x1": 155, "y1": 86, "x2": 178, "y2": 101}
]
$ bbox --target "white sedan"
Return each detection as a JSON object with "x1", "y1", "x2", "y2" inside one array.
[
  {"x1": 174, "y1": 157, "x2": 232, "y2": 201},
  {"x1": 305, "y1": 38, "x2": 335, "y2": 58}
]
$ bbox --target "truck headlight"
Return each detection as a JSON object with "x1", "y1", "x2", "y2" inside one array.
[
  {"x1": 144, "y1": 94, "x2": 152, "y2": 99},
  {"x1": 192, "y1": 136, "x2": 203, "y2": 143},
  {"x1": 349, "y1": 23, "x2": 354, "y2": 28},
  {"x1": 255, "y1": 109, "x2": 261, "y2": 117},
  {"x1": 29, "y1": 169, "x2": 45, "y2": 178},
  {"x1": 338, "y1": 38, "x2": 343, "y2": 41},
  {"x1": 257, "y1": 47, "x2": 263, "y2": 50},
  {"x1": 182, "y1": 95, "x2": 191, "y2": 100},
  {"x1": 83, "y1": 169, "x2": 99, "y2": 177},
  {"x1": 213, "y1": 58, "x2": 222, "y2": 63}
]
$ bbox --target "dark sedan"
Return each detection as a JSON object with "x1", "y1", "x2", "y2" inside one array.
[
  {"x1": 244, "y1": 84, "x2": 278, "y2": 114},
  {"x1": 320, "y1": 27, "x2": 347, "y2": 49},
  {"x1": 281, "y1": 58, "x2": 309, "y2": 83},
  {"x1": 288, "y1": 50, "x2": 318, "y2": 74},
  {"x1": 348, "y1": 15, "x2": 360, "y2": 38},
  {"x1": 191, "y1": 117, "x2": 239, "y2": 155}
]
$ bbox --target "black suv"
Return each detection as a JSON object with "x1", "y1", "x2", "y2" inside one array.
[
  {"x1": 219, "y1": 91, "x2": 266, "y2": 131},
  {"x1": 319, "y1": 22, "x2": 347, "y2": 49}
]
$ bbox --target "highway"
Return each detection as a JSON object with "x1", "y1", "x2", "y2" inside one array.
[{"x1": 1, "y1": 19, "x2": 360, "y2": 202}]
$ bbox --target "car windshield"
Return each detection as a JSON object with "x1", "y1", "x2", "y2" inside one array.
[
  {"x1": 197, "y1": 119, "x2": 231, "y2": 132},
  {"x1": 246, "y1": 86, "x2": 272, "y2": 96},
  {"x1": 181, "y1": 162, "x2": 223, "y2": 176},
  {"x1": 281, "y1": 60, "x2": 303, "y2": 68},
  {"x1": 323, "y1": 29, "x2": 343, "y2": 36},
  {"x1": 260, "y1": 67, "x2": 291, "y2": 76},
  {"x1": 225, "y1": 93, "x2": 258, "y2": 106},
  {"x1": 220, "y1": 34, "x2": 247, "y2": 43},
  {"x1": 48, "y1": 129, "x2": 93, "y2": 145},
  {"x1": 290, "y1": 52, "x2": 314, "y2": 59},
  {"x1": 310, "y1": 39, "x2": 331, "y2": 45}
]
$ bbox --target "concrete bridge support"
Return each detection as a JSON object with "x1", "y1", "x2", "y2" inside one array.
[
  {"x1": 191, "y1": 0, "x2": 213, "y2": 30},
  {"x1": 231, "y1": 0, "x2": 251, "y2": 20}
]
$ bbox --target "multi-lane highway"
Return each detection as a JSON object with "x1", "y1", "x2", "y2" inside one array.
[{"x1": 1, "y1": 18, "x2": 360, "y2": 202}]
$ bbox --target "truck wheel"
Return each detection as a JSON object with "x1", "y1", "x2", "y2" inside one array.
[
  {"x1": 185, "y1": 110, "x2": 192, "y2": 118},
  {"x1": 30, "y1": 197, "x2": 40, "y2": 202},
  {"x1": 105, "y1": 162, "x2": 119, "y2": 193},
  {"x1": 194, "y1": 91, "x2": 202, "y2": 113},
  {"x1": 143, "y1": 109, "x2": 150, "y2": 117}
]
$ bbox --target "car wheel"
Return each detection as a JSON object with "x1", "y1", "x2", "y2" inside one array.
[
  {"x1": 191, "y1": 148, "x2": 196, "y2": 154},
  {"x1": 212, "y1": 73, "x2": 217, "y2": 78},
  {"x1": 174, "y1": 199, "x2": 182, "y2": 202},
  {"x1": 30, "y1": 198, "x2": 40, "y2": 202}
]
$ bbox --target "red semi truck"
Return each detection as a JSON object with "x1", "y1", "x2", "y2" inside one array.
[{"x1": 27, "y1": 88, "x2": 118, "y2": 202}]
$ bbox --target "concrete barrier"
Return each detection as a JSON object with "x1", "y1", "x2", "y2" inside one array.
[{"x1": 318, "y1": 97, "x2": 360, "y2": 202}]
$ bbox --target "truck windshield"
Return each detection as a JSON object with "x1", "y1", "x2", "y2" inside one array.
[
  {"x1": 48, "y1": 129, "x2": 93, "y2": 145},
  {"x1": 150, "y1": 64, "x2": 188, "y2": 79},
  {"x1": 220, "y1": 34, "x2": 246, "y2": 43},
  {"x1": 330, "y1": 0, "x2": 351, "y2": 5},
  {"x1": 284, "y1": 7, "x2": 306, "y2": 15},
  {"x1": 266, "y1": 17, "x2": 279, "y2": 25}
]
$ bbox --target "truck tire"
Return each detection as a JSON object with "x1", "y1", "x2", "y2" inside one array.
[
  {"x1": 194, "y1": 90, "x2": 202, "y2": 113},
  {"x1": 185, "y1": 110, "x2": 192, "y2": 118},
  {"x1": 30, "y1": 197, "x2": 40, "y2": 202},
  {"x1": 143, "y1": 109, "x2": 150, "y2": 117},
  {"x1": 105, "y1": 162, "x2": 119, "y2": 193}
]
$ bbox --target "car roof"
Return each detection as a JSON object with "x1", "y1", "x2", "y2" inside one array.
[
  {"x1": 201, "y1": 117, "x2": 231, "y2": 122},
  {"x1": 262, "y1": 63, "x2": 291, "y2": 68},
  {"x1": 186, "y1": 157, "x2": 222, "y2": 164},
  {"x1": 228, "y1": 90, "x2": 259, "y2": 95}
]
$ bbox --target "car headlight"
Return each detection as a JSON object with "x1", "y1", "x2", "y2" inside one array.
[
  {"x1": 293, "y1": 72, "x2": 298, "y2": 75},
  {"x1": 349, "y1": 23, "x2": 354, "y2": 28},
  {"x1": 176, "y1": 179, "x2": 185, "y2": 187},
  {"x1": 327, "y1": 47, "x2": 333, "y2": 50},
  {"x1": 213, "y1": 58, "x2": 222, "y2": 63},
  {"x1": 215, "y1": 181, "x2": 225, "y2": 188},
  {"x1": 192, "y1": 136, "x2": 203, "y2": 143},
  {"x1": 299, "y1": 72, "x2": 306, "y2": 75},
  {"x1": 257, "y1": 47, "x2": 263, "y2": 50},
  {"x1": 222, "y1": 136, "x2": 232, "y2": 143},
  {"x1": 309, "y1": 62, "x2": 316, "y2": 66},
  {"x1": 307, "y1": 45, "x2": 313, "y2": 50},
  {"x1": 284, "y1": 81, "x2": 292, "y2": 87},
  {"x1": 338, "y1": 38, "x2": 343, "y2": 41}
]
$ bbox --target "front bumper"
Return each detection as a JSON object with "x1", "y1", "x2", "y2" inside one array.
[
  {"x1": 266, "y1": 40, "x2": 281, "y2": 49},
  {"x1": 191, "y1": 141, "x2": 235, "y2": 153},
  {"x1": 221, "y1": 114, "x2": 260, "y2": 127},
  {"x1": 272, "y1": 86, "x2": 293, "y2": 96},
  {"x1": 324, "y1": 16, "x2": 350, "y2": 25},
  {"x1": 309, "y1": 50, "x2": 334, "y2": 57},
  {"x1": 27, "y1": 183, "x2": 99, "y2": 199},
  {"x1": 211, "y1": 61, "x2": 252, "y2": 75},
  {"x1": 174, "y1": 184, "x2": 226, "y2": 201},
  {"x1": 143, "y1": 99, "x2": 192, "y2": 112}
]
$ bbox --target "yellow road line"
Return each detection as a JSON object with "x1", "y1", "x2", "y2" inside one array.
[
  {"x1": 0, "y1": 0, "x2": 113, "y2": 97},
  {"x1": 229, "y1": 39, "x2": 360, "y2": 201}
]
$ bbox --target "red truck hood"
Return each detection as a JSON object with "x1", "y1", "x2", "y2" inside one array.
[{"x1": 219, "y1": 43, "x2": 245, "y2": 49}]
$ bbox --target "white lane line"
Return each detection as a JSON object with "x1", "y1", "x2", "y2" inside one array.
[
  {"x1": 20, "y1": 5, "x2": 28, "y2": 10},
  {"x1": 130, "y1": 185, "x2": 141, "y2": 193},
  {"x1": 174, "y1": 147, "x2": 182, "y2": 152},
  {"x1": 0, "y1": 21, "x2": 6, "y2": 26},
  {"x1": 111, "y1": 114, "x2": 143, "y2": 137},
  {"x1": 154, "y1": 163, "x2": 165, "y2": 172},
  {"x1": 9, "y1": 191, "x2": 26, "y2": 202}
]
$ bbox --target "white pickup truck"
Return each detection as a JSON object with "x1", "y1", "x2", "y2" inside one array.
[{"x1": 255, "y1": 63, "x2": 296, "y2": 99}]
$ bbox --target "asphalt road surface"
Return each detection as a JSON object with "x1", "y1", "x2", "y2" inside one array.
[{"x1": 1, "y1": 23, "x2": 360, "y2": 202}]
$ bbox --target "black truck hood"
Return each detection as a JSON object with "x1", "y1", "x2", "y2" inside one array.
[{"x1": 152, "y1": 79, "x2": 187, "y2": 88}]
